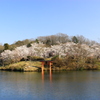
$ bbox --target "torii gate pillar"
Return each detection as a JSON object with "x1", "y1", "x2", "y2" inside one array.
[{"x1": 40, "y1": 61, "x2": 53, "y2": 72}]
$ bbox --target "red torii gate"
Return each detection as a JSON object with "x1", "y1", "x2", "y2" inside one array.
[{"x1": 40, "y1": 60, "x2": 53, "y2": 72}]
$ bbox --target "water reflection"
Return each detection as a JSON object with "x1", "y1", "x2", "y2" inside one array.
[
  {"x1": 50, "y1": 69, "x2": 52, "y2": 83},
  {"x1": 42, "y1": 70, "x2": 52, "y2": 83},
  {"x1": 1, "y1": 71, "x2": 100, "y2": 100},
  {"x1": 42, "y1": 70, "x2": 44, "y2": 83}
]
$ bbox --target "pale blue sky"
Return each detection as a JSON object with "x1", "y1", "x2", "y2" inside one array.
[{"x1": 0, "y1": 0, "x2": 100, "y2": 44}]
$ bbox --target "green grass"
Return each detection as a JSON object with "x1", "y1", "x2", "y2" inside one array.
[
  {"x1": 0, "y1": 61, "x2": 41, "y2": 71},
  {"x1": 96, "y1": 62, "x2": 100, "y2": 70}
]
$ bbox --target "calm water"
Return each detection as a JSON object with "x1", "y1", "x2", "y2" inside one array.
[{"x1": 0, "y1": 71, "x2": 100, "y2": 100}]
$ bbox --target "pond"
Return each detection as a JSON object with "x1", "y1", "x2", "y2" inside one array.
[{"x1": 0, "y1": 70, "x2": 100, "y2": 100}]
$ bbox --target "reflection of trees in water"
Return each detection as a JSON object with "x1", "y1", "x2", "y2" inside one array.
[{"x1": 0, "y1": 71, "x2": 100, "y2": 99}]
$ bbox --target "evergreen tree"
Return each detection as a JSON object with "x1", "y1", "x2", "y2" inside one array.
[
  {"x1": 72, "y1": 36, "x2": 78, "y2": 43},
  {"x1": 35, "y1": 39, "x2": 39, "y2": 44},
  {"x1": 4, "y1": 43, "x2": 10, "y2": 50},
  {"x1": 27, "y1": 43, "x2": 32, "y2": 47},
  {"x1": 46, "y1": 39, "x2": 51, "y2": 46}
]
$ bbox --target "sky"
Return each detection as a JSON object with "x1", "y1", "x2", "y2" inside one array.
[{"x1": 0, "y1": 0, "x2": 100, "y2": 44}]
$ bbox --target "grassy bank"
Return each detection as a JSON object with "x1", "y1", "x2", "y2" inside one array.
[{"x1": 0, "y1": 61, "x2": 41, "y2": 72}]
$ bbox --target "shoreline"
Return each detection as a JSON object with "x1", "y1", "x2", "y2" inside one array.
[
  {"x1": 0, "y1": 60, "x2": 99, "y2": 72},
  {"x1": 0, "y1": 66, "x2": 98, "y2": 72}
]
